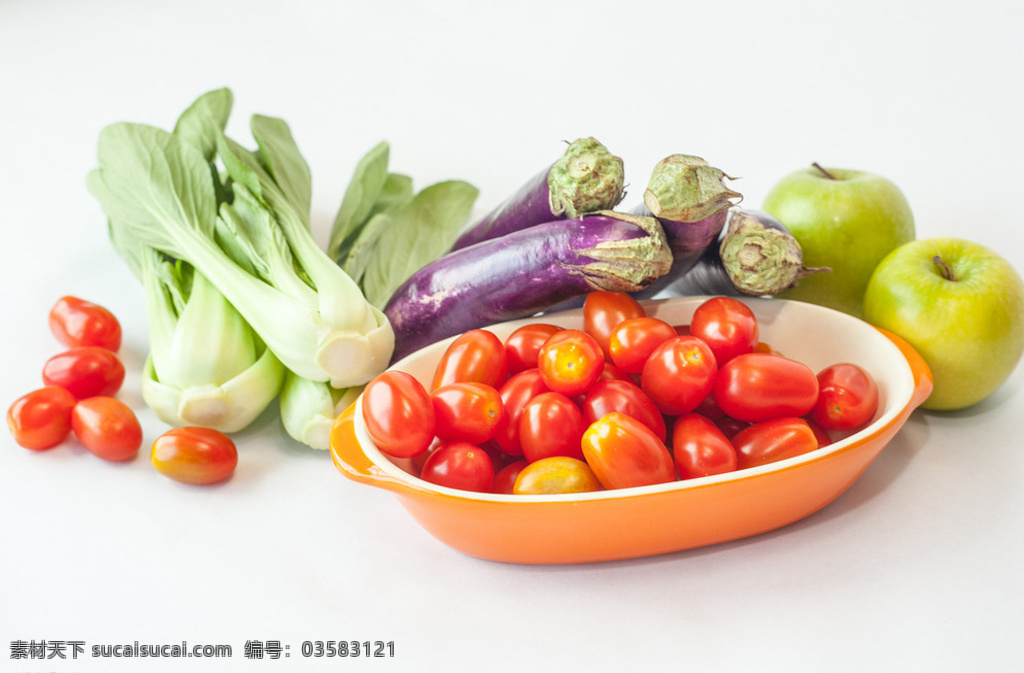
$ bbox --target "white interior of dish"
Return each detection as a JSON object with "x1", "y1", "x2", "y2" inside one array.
[{"x1": 351, "y1": 297, "x2": 917, "y2": 502}]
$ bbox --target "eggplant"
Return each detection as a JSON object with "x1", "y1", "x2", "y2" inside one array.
[
  {"x1": 384, "y1": 211, "x2": 671, "y2": 361},
  {"x1": 449, "y1": 137, "x2": 625, "y2": 251}
]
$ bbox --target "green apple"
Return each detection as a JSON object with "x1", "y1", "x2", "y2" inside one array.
[
  {"x1": 762, "y1": 165, "x2": 915, "y2": 318},
  {"x1": 863, "y1": 237, "x2": 1024, "y2": 411}
]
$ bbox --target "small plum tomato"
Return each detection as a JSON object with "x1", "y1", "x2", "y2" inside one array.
[
  {"x1": 582, "y1": 379, "x2": 666, "y2": 442},
  {"x1": 419, "y1": 441, "x2": 495, "y2": 492},
  {"x1": 805, "y1": 417, "x2": 834, "y2": 448},
  {"x1": 716, "y1": 416, "x2": 750, "y2": 440},
  {"x1": 431, "y1": 329, "x2": 508, "y2": 390},
  {"x1": 48, "y1": 295, "x2": 122, "y2": 352},
  {"x1": 733, "y1": 417, "x2": 819, "y2": 470},
  {"x1": 518, "y1": 392, "x2": 587, "y2": 463},
  {"x1": 7, "y1": 386, "x2": 77, "y2": 450},
  {"x1": 151, "y1": 426, "x2": 238, "y2": 485},
  {"x1": 596, "y1": 361, "x2": 634, "y2": 383},
  {"x1": 361, "y1": 371, "x2": 435, "y2": 459},
  {"x1": 671, "y1": 413, "x2": 738, "y2": 479},
  {"x1": 430, "y1": 382, "x2": 505, "y2": 445},
  {"x1": 537, "y1": 329, "x2": 604, "y2": 397},
  {"x1": 714, "y1": 352, "x2": 819, "y2": 423},
  {"x1": 70, "y1": 396, "x2": 143, "y2": 462},
  {"x1": 493, "y1": 460, "x2": 528, "y2": 494},
  {"x1": 504, "y1": 323, "x2": 561, "y2": 374},
  {"x1": 640, "y1": 336, "x2": 718, "y2": 416},
  {"x1": 583, "y1": 291, "x2": 646, "y2": 359},
  {"x1": 512, "y1": 456, "x2": 602, "y2": 495},
  {"x1": 608, "y1": 317, "x2": 678, "y2": 374},
  {"x1": 689, "y1": 296, "x2": 759, "y2": 365},
  {"x1": 42, "y1": 346, "x2": 125, "y2": 400},
  {"x1": 581, "y1": 412, "x2": 677, "y2": 490},
  {"x1": 493, "y1": 368, "x2": 549, "y2": 455},
  {"x1": 812, "y1": 363, "x2": 880, "y2": 431}
]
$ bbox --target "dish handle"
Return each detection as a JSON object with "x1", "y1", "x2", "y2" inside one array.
[{"x1": 875, "y1": 327, "x2": 934, "y2": 408}]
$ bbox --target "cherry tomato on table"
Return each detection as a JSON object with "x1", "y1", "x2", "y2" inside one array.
[
  {"x1": 419, "y1": 441, "x2": 495, "y2": 492},
  {"x1": 48, "y1": 295, "x2": 122, "y2": 352},
  {"x1": 608, "y1": 317, "x2": 678, "y2": 374},
  {"x1": 732, "y1": 417, "x2": 819, "y2": 470},
  {"x1": 537, "y1": 329, "x2": 604, "y2": 397},
  {"x1": 7, "y1": 386, "x2": 77, "y2": 450},
  {"x1": 42, "y1": 346, "x2": 125, "y2": 400},
  {"x1": 71, "y1": 396, "x2": 143, "y2": 462},
  {"x1": 513, "y1": 456, "x2": 602, "y2": 495},
  {"x1": 431, "y1": 329, "x2": 508, "y2": 390},
  {"x1": 583, "y1": 291, "x2": 646, "y2": 359},
  {"x1": 581, "y1": 412, "x2": 677, "y2": 490},
  {"x1": 430, "y1": 382, "x2": 506, "y2": 445},
  {"x1": 812, "y1": 363, "x2": 880, "y2": 431},
  {"x1": 582, "y1": 378, "x2": 666, "y2": 442},
  {"x1": 671, "y1": 412, "x2": 738, "y2": 479},
  {"x1": 518, "y1": 392, "x2": 587, "y2": 462},
  {"x1": 361, "y1": 371, "x2": 435, "y2": 458},
  {"x1": 640, "y1": 336, "x2": 718, "y2": 416},
  {"x1": 714, "y1": 352, "x2": 819, "y2": 423},
  {"x1": 151, "y1": 427, "x2": 238, "y2": 485},
  {"x1": 504, "y1": 323, "x2": 561, "y2": 374},
  {"x1": 689, "y1": 296, "x2": 759, "y2": 365}
]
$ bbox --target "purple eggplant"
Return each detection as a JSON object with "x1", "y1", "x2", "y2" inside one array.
[
  {"x1": 449, "y1": 137, "x2": 625, "y2": 251},
  {"x1": 384, "y1": 211, "x2": 671, "y2": 360}
]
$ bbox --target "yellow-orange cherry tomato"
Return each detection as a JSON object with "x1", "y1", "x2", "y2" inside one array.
[
  {"x1": 512, "y1": 456, "x2": 602, "y2": 495},
  {"x1": 151, "y1": 427, "x2": 238, "y2": 485},
  {"x1": 537, "y1": 329, "x2": 605, "y2": 397},
  {"x1": 581, "y1": 412, "x2": 677, "y2": 490}
]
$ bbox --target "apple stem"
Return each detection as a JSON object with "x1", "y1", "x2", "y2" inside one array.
[
  {"x1": 811, "y1": 162, "x2": 838, "y2": 180},
  {"x1": 932, "y1": 255, "x2": 957, "y2": 281}
]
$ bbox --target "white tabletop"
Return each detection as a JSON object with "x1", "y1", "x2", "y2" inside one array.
[{"x1": 3, "y1": 1, "x2": 1022, "y2": 671}]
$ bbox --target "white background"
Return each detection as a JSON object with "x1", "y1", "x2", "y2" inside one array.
[{"x1": 2, "y1": 1, "x2": 1023, "y2": 671}]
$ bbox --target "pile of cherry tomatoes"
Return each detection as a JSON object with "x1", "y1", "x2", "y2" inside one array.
[{"x1": 360, "y1": 293, "x2": 880, "y2": 495}]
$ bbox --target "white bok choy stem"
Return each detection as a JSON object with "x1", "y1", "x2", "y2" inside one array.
[{"x1": 279, "y1": 371, "x2": 360, "y2": 450}]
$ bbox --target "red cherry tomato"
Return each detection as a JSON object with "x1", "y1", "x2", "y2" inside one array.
[
  {"x1": 689, "y1": 296, "x2": 759, "y2": 365},
  {"x1": 7, "y1": 386, "x2": 77, "y2": 450},
  {"x1": 716, "y1": 416, "x2": 751, "y2": 440},
  {"x1": 596, "y1": 361, "x2": 634, "y2": 383},
  {"x1": 430, "y1": 382, "x2": 506, "y2": 445},
  {"x1": 431, "y1": 329, "x2": 508, "y2": 390},
  {"x1": 640, "y1": 336, "x2": 718, "y2": 416},
  {"x1": 608, "y1": 317, "x2": 678, "y2": 374},
  {"x1": 694, "y1": 391, "x2": 726, "y2": 420},
  {"x1": 42, "y1": 346, "x2": 125, "y2": 400},
  {"x1": 583, "y1": 291, "x2": 646, "y2": 359},
  {"x1": 805, "y1": 417, "x2": 834, "y2": 447},
  {"x1": 151, "y1": 427, "x2": 238, "y2": 485},
  {"x1": 419, "y1": 441, "x2": 495, "y2": 492},
  {"x1": 70, "y1": 396, "x2": 143, "y2": 462},
  {"x1": 512, "y1": 456, "x2": 602, "y2": 495},
  {"x1": 582, "y1": 379, "x2": 666, "y2": 442},
  {"x1": 733, "y1": 417, "x2": 819, "y2": 470},
  {"x1": 812, "y1": 363, "x2": 880, "y2": 431},
  {"x1": 48, "y1": 296, "x2": 122, "y2": 352},
  {"x1": 493, "y1": 368, "x2": 549, "y2": 455},
  {"x1": 518, "y1": 392, "x2": 587, "y2": 463},
  {"x1": 581, "y1": 412, "x2": 677, "y2": 490},
  {"x1": 537, "y1": 329, "x2": 605, "y2": 397},
  {"x1": 493, "y1": 460, "x2": 528, "y2": 494},
  {"x1": 361, "y1": 371, "x2": 435, "y2": 458},
  {"x1": 504, "y1": 323, "x2": 561, "y2": 374},
  {"x1": 671, "y1": 412, "x2": 738, "y2": 479},
  {"x1": 714, "y1": 353, "x2": 819, "y2": 423}
]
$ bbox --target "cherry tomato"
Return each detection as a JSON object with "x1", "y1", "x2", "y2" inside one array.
[
  {"x1": 640, "y1": 336, "x2": 718, "y2": 416},
  {"x1": 694, "y1": 391, "x2": 726, "y2": 421},
  {"x1": 493, "y1": 460, "x2": 528, "y2": 494},
  {"x1": 689, "y1": 296, "x2": 759, "y2": 365},
  {"x1": 513, "y1": 456, "x2": 602, "y2": 495},
  {"x1": 733, "y1": 417, "x2": 819, "y2": 470},
  {"x1": 431, "y1": 329, "x2": 508, "y2": 390},
  {"x1": 7, "y1": 386, "x2": 77, "y2": 450},
  {"x1": 671, "y1": 412, "x2": 738, "y2": 479},
  {"x1": 504, "y1": 323, "x2": 561, "y2": 374},
  {"x1": 581, "y1": 412, "x2": 677, "y2": 489},
  {"x1": 70, "y1": 396, "x2": 143, "y2": 462},
  {"x1": 518, "y1": 392, "x2": 587, "y2": 463},
  {"x1": 537, "y1": 329, "x2": 604, "y2": 397},
  {"x1": 596, "y1": 361, "x2": 635, "y2": 384},
  {"x1": 42, "y1": 346, "x2": 125, "y2": 400},
  {"x1": 716, "y1": 416, "x2": 750, "y2": 440},
  {"x1": 714, "y1": 352, "x2": 819, "y2": 423},
  {"x1": 430, "y1": 382, "x2": 505, "y2": 445},
  {"x1": 582, "y1": 379, "x2": 666, "y2": 442},
  {"x1": 805, "y1": 417, "x2": 834, "y2": 448},
  {"x1": 812, "y1": 363, "x2": 880, "y2": 431},
  {"x1": 151, "y1": 427, "x2": 238, "y2": 485},
  {"x1": 361, "y1": 371, "x2": 435, "y2": 458},
  {"x1": 48, "y1": 295, "x2": 122, "y2": 352},
  {"x1": 608, "y1": 317, "x2": 678, "y2": 374},
  {"x1": 492, "y1": 369, "x2": 549, "y2": 455},
  {"x1": 419, "y1": 441, "x2": 494, "y2": 492},
  {"x1": 583, "y1": 291, "x2": 646, "y2": 359}
]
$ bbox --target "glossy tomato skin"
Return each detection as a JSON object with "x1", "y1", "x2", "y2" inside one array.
[
  {"x1": 42, "y1": 346, "x2": 125, "y2": 400},
  {"x1": 733, "y1": 417, "x2": 819, "y2": 470},
  {"x1": 70, "y1": 396, "x2": 143, "y2": 462},
  {"x1": 361, "y1": 371, "x2": 435, "y2": 458},
  {"x1": 48, "y1": 296, "x2": 122, "y2": 352},
  {"x1": 419, "y1": 441, "x2": 494, "y2": 492},
  {"x1": 151, "y1": 427, "x2": 238, "y2": 485},
  {"x1": 7, "y1": 386, "x2": 77, "y2": 450},
  {"x1": 431, "y1": 329, "x2": 508, "y2": 390},
  {"x1": 512, "y1": 456, "x2": 602, "y2": 495},
  {"x1": 608, "y1": 317, "x2": 678, "y2": 374},
  {"x1": 504, "y1": 323, "x2": 561, "y2": 374},
  {"x1": 518, "y1": 392, "x2": 587, "y2": 462},
  {"x1": 581, "y1": 412, "x2": 677, "y2": 490},
  {"x1": 430, "y1": 382, "x2": 505, "y2": 445},
  {"x1": 582, "y1": 379, "x2": 666, "y2": 442},
  {"x1": 493, "y1": 369, "x2": 549, "y2": 455},
  {"x1": 671, "y1": 412, "x2": 738, "y2": 479},
  {"x1": 689, "y1": 296, "x2": 759, "y2": 365},
  {"x1": 583, "y1": 291, "x2": 646, "y2": 359},
  {"x1": 537, "y1": 329, "x2": 605, "y2": 397},
  {"x1": 640, "y1": 336, "x2": 718, "y2": 416},
  {"x1": 714, "y1": 353, "x2": 819, "y2": 423},
  {"x1": 492, "y1": 460, "x2": 528, "y2": 494},
  {"x1": 812, "y1": 363, "x2": 880, "y2": 431}
]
